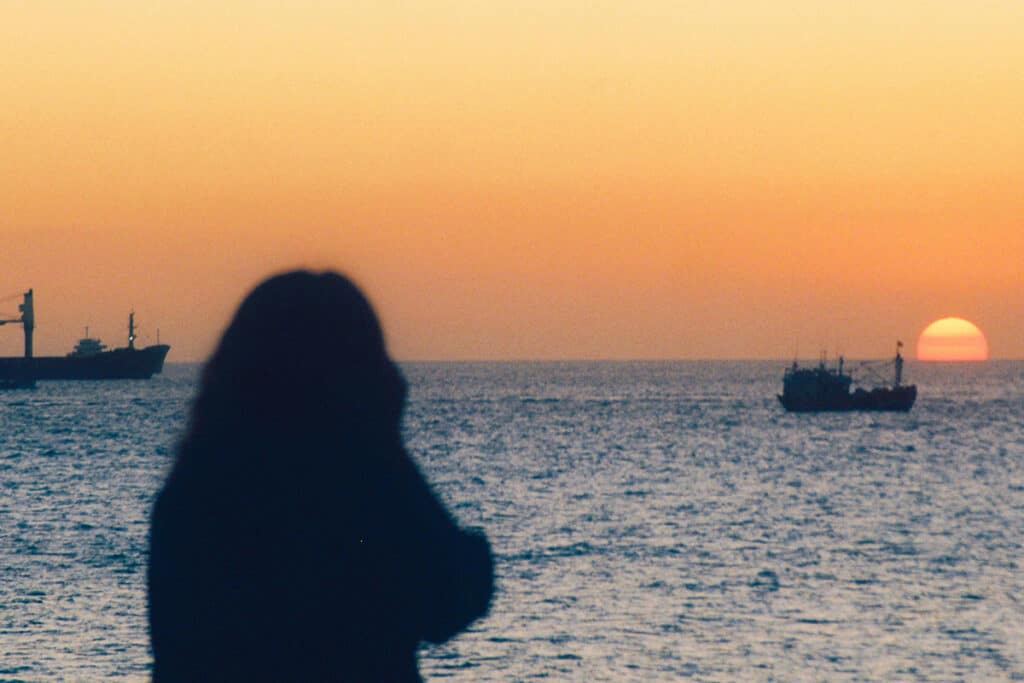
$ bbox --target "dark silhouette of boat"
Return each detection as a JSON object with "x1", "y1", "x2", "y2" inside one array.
[
  {"x1": 0, "y1": 289, "x2": 169, "y2": 381},
  {"x1": 778, "y1": 342, "x2": 916, "y2": 412}
]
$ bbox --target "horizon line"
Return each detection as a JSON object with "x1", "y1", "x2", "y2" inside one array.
[{"x1": 163, "y1": 357, "x2": 1022, "y2": 365}]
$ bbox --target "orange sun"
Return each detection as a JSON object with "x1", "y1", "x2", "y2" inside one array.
[{"x1": 917, "y1": 317, "x2": 989, "y2": 362}]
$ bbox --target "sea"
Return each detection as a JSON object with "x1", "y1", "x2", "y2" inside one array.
[{"x1": 1, "y1": 361, "x2": 1022, "y2": 681}]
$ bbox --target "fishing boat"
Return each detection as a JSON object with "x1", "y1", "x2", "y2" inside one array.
[
  {"x1": 778, "y1": 342, "x2": 916, "y2": 412},
  {"x1": 0, "y1": 289, "x2": 169, "y2": 381}
]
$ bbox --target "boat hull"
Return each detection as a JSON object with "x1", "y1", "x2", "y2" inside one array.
[
  {"x1": 0, "y1": 344, "x2": 170, "y2": 380},
  {"x1": 778, "y1": 384, "x2": 917, "y2": 412}
]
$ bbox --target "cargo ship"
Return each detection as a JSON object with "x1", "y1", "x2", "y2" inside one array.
[
  {"x1": 0, "y1": 289, "x2": 169, "y2": 382},
  {"x1": 778, "y1": 342, "x2": 916, "y2": 412}
]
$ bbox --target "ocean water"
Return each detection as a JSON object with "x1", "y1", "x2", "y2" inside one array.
[{"x1": 1, "y1": 361, "x2": 1022, "y2": 681}]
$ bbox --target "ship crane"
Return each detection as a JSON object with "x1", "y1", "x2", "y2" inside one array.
[{"x1": 0, "y1": 289, "x2": 34, "y2": 358}]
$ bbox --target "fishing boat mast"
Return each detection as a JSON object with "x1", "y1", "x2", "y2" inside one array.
[{"x1": 894, "y1": 340, "x2": 904, "y2": 387}]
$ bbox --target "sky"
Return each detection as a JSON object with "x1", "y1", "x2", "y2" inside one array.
[{"x1": 2, "y1": 1, "x2": 1021, "y2": 361}]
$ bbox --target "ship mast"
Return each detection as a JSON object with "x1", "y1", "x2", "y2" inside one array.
[
  {"x1": 128, "y1": 311, "x2": 136, "y2": 350},
  {"x1": 0, "y1": 289, "x2": 33, "y2": 358},
  {"x1": 894, "y1": 340, "x2": 904, "y2": 387}
]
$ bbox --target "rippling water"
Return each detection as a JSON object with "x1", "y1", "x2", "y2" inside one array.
[{"x1": 1, "y1": 362, "x2": 1022, "y2": 680}]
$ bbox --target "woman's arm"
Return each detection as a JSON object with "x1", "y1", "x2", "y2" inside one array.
[{"x1": 377, "y1": 450, "x2": 494, "y2": 644}]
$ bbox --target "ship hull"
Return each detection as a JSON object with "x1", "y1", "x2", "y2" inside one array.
[
  {"x1": 0, "y1": 344, "x2": 170, "y2": 380},
  {"x1": 778, "y1": 384, "x2": 917, "y2": 412}
]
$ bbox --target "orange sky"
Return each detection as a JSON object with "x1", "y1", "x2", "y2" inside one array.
[{"x1": 2, "y1": 1, "x2": 1021, "y2": 361}]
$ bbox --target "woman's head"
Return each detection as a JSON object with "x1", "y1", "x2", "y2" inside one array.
[{"x1": 187, "y1": 270, "x2": 406, "y2": 446}]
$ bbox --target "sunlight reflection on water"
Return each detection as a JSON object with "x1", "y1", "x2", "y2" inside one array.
[{"x1": 1, "y1": 361, "x2": 1022, "y2": 680}]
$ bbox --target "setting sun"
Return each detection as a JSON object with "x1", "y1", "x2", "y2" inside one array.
[{"x1": 917, "y1": 317, "x2": 989, "y2": 362}]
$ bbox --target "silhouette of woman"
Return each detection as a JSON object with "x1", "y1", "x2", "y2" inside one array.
[{"x1": 148, "y1": 271, "x2": 493, "y2": 681}]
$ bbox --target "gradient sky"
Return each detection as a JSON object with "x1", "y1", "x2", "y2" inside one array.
[{"x1": 2, "y1": 1, "x2": 1021, "y2": 361}]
